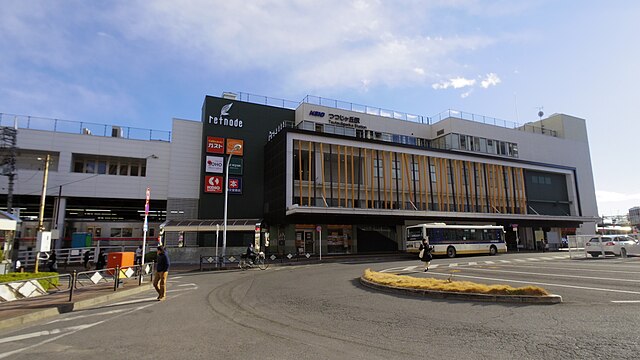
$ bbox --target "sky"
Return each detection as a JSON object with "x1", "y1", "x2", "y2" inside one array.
[{"x1": 1, "y1": 0, "x2": 639, "y2": 216}]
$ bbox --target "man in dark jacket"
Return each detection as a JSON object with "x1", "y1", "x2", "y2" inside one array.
[{"x1": 153, "y1": 246, "x2": 170, "y2": 301}]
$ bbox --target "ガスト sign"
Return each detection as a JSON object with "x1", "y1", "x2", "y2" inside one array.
[{"x1": 206, "y1": 137, "x2": 224, "y2": 154}]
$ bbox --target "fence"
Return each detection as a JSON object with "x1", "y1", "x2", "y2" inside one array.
[
  {"x1": 199, "y1": 251, "x2": 357, "y2": 270},
  {"x1": 0, "y1": 263, "x2": 154, "y2": 303},
  {"x1": 16, "y1": 245, "x2": 152, "y2": 269}
]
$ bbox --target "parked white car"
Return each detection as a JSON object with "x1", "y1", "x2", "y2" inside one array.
[{"x1": 585, "y1": 235, "x2": 640, "y2": 257}]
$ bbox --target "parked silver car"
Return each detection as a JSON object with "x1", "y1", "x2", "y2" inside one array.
[{"x1": 585, "y1": 235, "x2": 640, "y2": 257}]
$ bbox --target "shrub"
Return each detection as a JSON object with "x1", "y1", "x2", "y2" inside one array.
[
  {"x1": 363, "y1": 269, "x2": 550, "y2": 296},
  {"x1": 0, "y1": 272, "x2": 61, "y2": 291}
]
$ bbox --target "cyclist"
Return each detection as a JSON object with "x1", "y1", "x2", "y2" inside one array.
[{"x1": 245, "y1": 243, "x2": 257, "y2": 265}]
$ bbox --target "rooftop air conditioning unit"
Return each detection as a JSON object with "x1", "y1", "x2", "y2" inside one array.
[
  {"x1": 222, "y1": 92, "x2": 237, "y2": 100},
  {"x1": 111, "y1": 126, "x2": 123, "y2": 138},
  {"x1": 82, "y1": 128, "x2": 92, "y2": 135}
]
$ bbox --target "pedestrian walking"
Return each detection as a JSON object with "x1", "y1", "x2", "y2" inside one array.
[
  {"x1": 153, "y1": 246, "x2": 170, "y2": 301},
  {"x1": 419, "y1": 239, "x2": 433, "y2": 272},
  {"x1": 95, "y1": 250, "x2": 106, "y2": 270},
  {"x1": 48, "y1": 250, "x2": 58, "y2": 272},
  {"x1": 83, "y1": 250, "x2": 92, "y2": 270}
]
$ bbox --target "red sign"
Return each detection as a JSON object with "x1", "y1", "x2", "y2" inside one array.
[
  {"x1": 204, "y1": 176, "x2": 223, "y2": 193},
  {"x1": 206, "y1": 137, "x2": 224, "y2": 154},
  {"x1": 144, "y1": 187, "x2": 150, "y2": 216}
]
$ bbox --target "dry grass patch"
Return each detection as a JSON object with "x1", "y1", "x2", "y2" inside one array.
[{"x1": 363, "y1": 269, "x2": 550, "y2": 296}]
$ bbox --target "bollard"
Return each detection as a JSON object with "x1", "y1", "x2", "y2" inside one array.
[
  {"x1": 138, "y1": 264, "x2": 143, "y2": 286},
  {"x1": 69, "y1": 270, "x2": 77, "y2": 302},
  {"x1": 114, "y1": 265, "x2": 120, "y2": 291}
]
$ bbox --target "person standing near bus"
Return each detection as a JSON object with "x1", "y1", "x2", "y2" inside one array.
[{"x1": 419, "y1": 239, "x2": 433, "y2": 272}]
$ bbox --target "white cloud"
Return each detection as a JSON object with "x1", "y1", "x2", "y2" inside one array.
[
  {"x1": 432, "y1": 77, "x2": 476, "y2": 90},
  {"x1": 596, "y1": 190, "x2": 640, "y2": 203},
  {"x1": 480, "y1": 72, "x2": 501, "y2": 88}
]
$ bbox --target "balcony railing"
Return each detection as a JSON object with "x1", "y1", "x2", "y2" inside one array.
[{"x1": 0, "y1": 113, "x2": 172, "y2": 142}]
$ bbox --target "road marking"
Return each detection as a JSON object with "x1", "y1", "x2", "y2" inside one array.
[
  {"x1": 495, "y1": 263, "x2": 640, "y2": 275},
  {"x1": 178, "y1": 283, "x2": 197, "y2": 287},
  {"x1": 453, "y1": 267, "x2": 640, "y2": 283},
  {"x1": 402, "y1": 266, "x2": 418, "y2": 271},
  {"x1": 0, "y1": 303, "x2": 156, "y2": 358},
  {"x1": 46, "y1": 308, "x2": 129, "y2": 324},
  {"x1": 514, "y1": 259, "x2": 526, "y2": 262},
  {"x1": 449, "y1": 263, "x2": 458, "y2": 267},
  {"x1": 611, "y1": 300, "x2": 640, "y2": 303},
  {"x1": 499, "y1": 260, "x2": 511, "y2": 263},
  {"x1": 426, "y1": 272, "x2": 640, "y2": 296},
  {"x1": 170, "y1": 276, "x2": 184, "y2": 279},
  {"x1": 526, "y1": 258, "x2": 541, "y2": 261},
  {"x1": 484, "y1": 261, "x2": 495, "y2": 265},
  {"x1": 468, "y1": 262, "x2": 477, "y2": 266},
  {"x1": 553, "y1": 256, "x2": 568, "y2": 259}
]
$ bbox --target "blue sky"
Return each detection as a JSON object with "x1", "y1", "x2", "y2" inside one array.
[{"x1": 1, "y1": 1, "x2": 639, "y2": 216}]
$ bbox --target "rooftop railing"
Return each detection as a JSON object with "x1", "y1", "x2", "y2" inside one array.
[
  {"x1": 431, "y1": 110, "x2": 556, "y2": 137},
  {"x1": 226, "y1": 92, "x2": 559, "y2": 137},
  {"x1": 0, "y1": 113, "x2": 172, "y2": 142}
]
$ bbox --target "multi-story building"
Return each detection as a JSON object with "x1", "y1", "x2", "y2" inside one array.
[
  {"x1": 1, "y1": 92, "x2": 600, "y2": 260},
  {"x1": 628, "y1": 207, "x2": 640, "y2": 227}
]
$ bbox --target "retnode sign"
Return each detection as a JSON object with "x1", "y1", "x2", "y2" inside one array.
[
  {"x1": 209, "y1": 103, "x2": 243, "y2": 128},
  {"x1": 205, "y1": 156, "x2": 224, "y2": 173},
  {"x1": 206, "y1": 136, "x2": 224, "y2": 154},
  {"x1": 204, "y1": 176, "x2": 223, "y2": 193}
]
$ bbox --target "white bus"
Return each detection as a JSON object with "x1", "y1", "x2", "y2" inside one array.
[{"x1": 406, "y1": 223, "x2": 507, "y2": 258}]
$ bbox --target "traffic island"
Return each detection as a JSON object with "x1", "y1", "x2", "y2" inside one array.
[{"x1": 360, "y1": 269, "x2": 562, "y2": 304}]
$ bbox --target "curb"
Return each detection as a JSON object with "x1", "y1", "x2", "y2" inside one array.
[
  {"x1": 0, "y1": 283, "x2": 154, "y2": 331},
  {"x1": 359, "y1": 276, "x2": 562, "y2": 304}
]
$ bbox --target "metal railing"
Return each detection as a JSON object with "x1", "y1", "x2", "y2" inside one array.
[
  {"x1": 431, "y1": 109, "x2": 557, "y2": 137},
  {"x1": 303, "y1": 95, "x2": 428, "y2": 124},
  {"x1": 0, "y1": 113, "x2": 171, "y2": 142},
  {"x1": 0, "y1": 263, "x2": 154, "y2": 303},
  {"x1": 199, "y1": 252, "x2": 352, "y2": 271},
  {"x1": 17, "y1": 246, "x2": 151, "y2": 269}
]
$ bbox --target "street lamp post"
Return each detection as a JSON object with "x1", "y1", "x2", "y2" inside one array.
[
  {"x1": 35, "y1": 154, "x2": 51, "y2": 273},
  {"x1": 222, "y1": 144, "x2": 242, "y2": 264}
]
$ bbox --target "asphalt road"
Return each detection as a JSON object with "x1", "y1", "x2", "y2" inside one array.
[{"x1": 1, "y1": 252, "x2": 639, "y2": 360}]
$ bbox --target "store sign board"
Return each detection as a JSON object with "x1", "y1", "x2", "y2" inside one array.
[
  {"x1": 226, "y1": 139, "x2": 244, "y2": 156},
  {"x1": 204, "y1": 176, "x2": 223, "y2": 193},
  {"x1": 205, "y1": 156, "x2": 224, "y2": 173},
  {"x1": 229, "y1": 157, "x2": 243, "y2": 175},
  {"x1": 228, "y1": 177, "x2": 242, "y2": 194},
  {"x1": 206, "y1": 136, "x2": 225, "y2": 154}
]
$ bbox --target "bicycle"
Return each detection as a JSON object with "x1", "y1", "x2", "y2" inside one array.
[{"x1": 239, "y1": 252, "x2": 269, "y2": 270}]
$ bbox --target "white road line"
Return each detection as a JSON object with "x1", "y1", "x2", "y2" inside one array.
[
  {"x1": 514, "y1": 259, "x2": 526, "y2": 262},
  {"x1": 430, "y1": 264, "x2": 440, "y2": 269},
  {"x1": 170, "y1": 276, "x2": 183, "y2": 279},
  {"x1": 457, "y1": 267, "x2": 640, "y2": 283},
  {"x1": 553, "y1": 256, "x2": 568, "y2": 259},
  {"x1": 484, "y1": 261, "x2": 495, "y2": 265},
  {"x1": 449, "y1": 263, "x2": 458, "y2": 267},
  {"x1": 611, "y1": 300, "x2": 640, "y2": 303},
  {"x1": 402, "y1": 266, "x2": 419, "y2": 271},
  {"x1": 178, "y1": 283, "x2": 197, "y2": 287},
  {"x1": 493, "y1": 263, "x2": 640, "y2": 275},
  {"x1": 46, "y1": 308, "x2": 129, "y2": 324},
  {"x1": 499, "y1": 260, "x2": 511, "y2": 263},
  {"x1": 526, "y1": 258, "x2": 541, "y2": 261},
  {"x1": 0, "y1": 303, "x2": 156, "y2": 358},
  {"x1": 110, "y1": 297, "x2": 160, "y2": 307},
  {"x1": 426, "y1": 272, "x2": 640, "y2": 296}
]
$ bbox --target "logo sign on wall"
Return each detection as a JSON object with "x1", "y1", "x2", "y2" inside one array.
[
  {"x1": 205, "y1": 156, "x2": 224, "y2": 173},
  {"x1": 204, "y1": 176, "x2": 223, "y2": 193},
  {"x1": 228, "y1": 177, "x2": 242, "y2": 194},
  {"x1": 228, "y1": 157, "x2": 243, "y2": 175},
  {"x1": 226, "y1": 139, "x2": 244, "y2": 156},
  {"x1": 206, "y1": 136, "x2": 225, "y2": 154}
]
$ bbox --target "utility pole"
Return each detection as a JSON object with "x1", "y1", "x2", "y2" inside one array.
[{"x1": 35, "y1": 154, "x2": 51, "y2": 273}]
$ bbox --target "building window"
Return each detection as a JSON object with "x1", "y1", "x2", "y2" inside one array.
[{"x1": 72, "y1": 154, "x2": 147, "y2": 177}]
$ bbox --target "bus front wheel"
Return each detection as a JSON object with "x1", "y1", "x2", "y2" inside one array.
[
  {"x1": 447, "y1": 246, "x2": 456, "y2": 258},
  {"x1": 489, "y1": 246, "x2": 498, "y2": 256}
]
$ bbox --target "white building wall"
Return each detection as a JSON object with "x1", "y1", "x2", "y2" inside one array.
[
  {"x1": 167, "y1": 119, "x2": 202, "y2": 199},
  {"x1": 2, "y1": 128, "x2": 171, "y2": 200}
]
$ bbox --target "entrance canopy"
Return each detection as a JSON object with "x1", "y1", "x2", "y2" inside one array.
[{"x1": 159, "y1": 218, "x2": 261, "y2": 233}]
